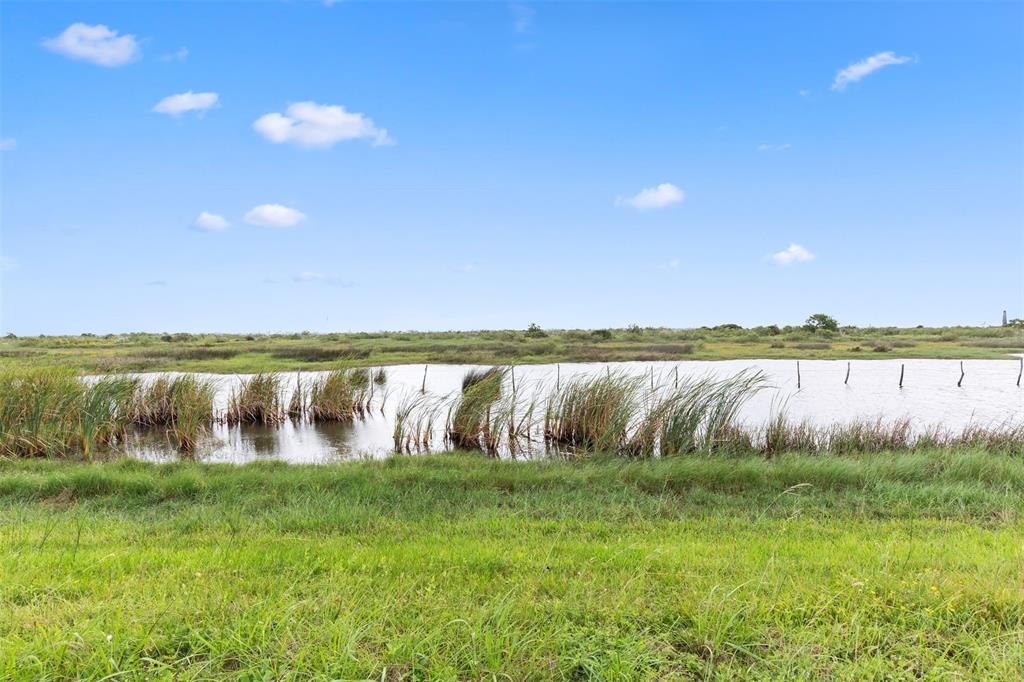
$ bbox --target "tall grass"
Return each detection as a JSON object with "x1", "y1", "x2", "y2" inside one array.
[
  {"x1": 227, "y1": 373, "x2": 284, "y2": 426},
  {"x1": 307, "y1": 369, "x2": 373, "y2": 421},
  {"x1": 0, "y1": 369, "x2": 138, "y2": 459},
  {"x1": 448, "y1": 367, "x2": 506, "y2": 451},
  {"x1": 126, "y1": 375, "x2": 216, "y2": 451}
]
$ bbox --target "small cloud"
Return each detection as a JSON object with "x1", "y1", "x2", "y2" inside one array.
[
  {"x1": 509, "y1": 3, "x2": 535, "y2": 33},
  {"x1": 193, "y1": 212, "x2": 229, "y2": 231},
  {"x1": 253, "y1": 101, "x2": 392, "y2": 149},
  {"x1": 771, "y1": 243, "x2": 815, "y2": 266},
  {"x1": 462, "y1": 264, "x2": 477, "y2": 273},
  {"x1": 161, "y1": 47, "x2": 189, "y2": 63},
  {"x1": 245, "y1": 204, "x2": 306, "y2": 228},
  {"x1": 616, "y1": 183, "x2": 685, "y2": 211},
  {"x1": 145, "y1": 280, "x2": 168, "y2": 287},
  {"x1": 152, "y1": 91, "x2": 219, "y2": 116},
  {"x1": 291, "y1": 272, "x2": 355, "y2": 287},
  {"x1": 42, "y1": 23, "x2": 140, "y2": 67},
  {"x1": 668, "y1": 258, "x2": 680, "y2": 269},
  {"x1": 798, "y1": 89, "x2": 811, "y2": 98},
  {"x1": 757, "y1": 143, "x2": 791, "y2": 152},
  {"x1": 832, "y1": 51, "x2": 912, "y2": 91},
  {"x1": 0, "y1": 138, "x2": 15, "y2": 151}
]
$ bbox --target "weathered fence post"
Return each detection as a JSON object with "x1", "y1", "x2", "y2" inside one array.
[
  {"x1": 844, "y1": 362, "x2": 850, "y2": 385},
  {"x1": 556, "y1": 363, "x2": 560, "y2": 390},
  {"x1": 957, "y1": 361, "x2": 965, "y2": 388},
  {"x1": 421, "y1": 365, "x2": 428, "y2": 393},
  {"x1": 796, "y1": 361, "x2": 801, "y2": 389},
  {"x1": 1018, "y1": 358, "x2": 1022, "y2": 387},
  {"x1": 899, "y1": 363, "x2": 905, "y2": 389}
]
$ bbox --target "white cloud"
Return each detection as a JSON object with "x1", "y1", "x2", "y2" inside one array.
[
  {"x1": 510, "y1": 3, "x2": 535, "y2": 33},
  {"x1": 153, "y1": 91, "x2": 219, "y2": 116},
  {"x1": 0, "y1": 138, "x2": 15, "y2": 151},
  {"x1": 194, "y1": 212, "x2": 229, "y2": 231},
  {"x1": 668, "y1": 258, "x2": 680, "y2": 269},
  {"x1": 757, "y1": 143, "x2": 791, "y2": 152},
  {"x1": 616, "y1": 183, "x2": 685, "y2": 210},
  {"x1": 161, "y1": 47, "x2": 189, "y2": 63},
  {"x1": 462, "y1": 264, "x2": 477, "y2": 273},
  {"x1": 245, "y1": 204, "x2": 306, "y2": 228},
  {"x1": 253, "y1": 101, "x2": 392, "y2": 149},
  {"x1": 42, "y1": 23, "x2": 140, "y2": 67},
  {"x1": 832, "y1": 51, "x2": 912, "y2": 91},
  {"x1": 798, "y1": 89, "x2": 811, "y2": 98},
  {"x1": 771, "y1": 243, "x2": 815, "y2": 266}
]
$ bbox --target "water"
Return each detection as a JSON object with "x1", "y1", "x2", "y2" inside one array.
[{"x1": 117, "y1": 359, "x2": 1023, "y2": 463}]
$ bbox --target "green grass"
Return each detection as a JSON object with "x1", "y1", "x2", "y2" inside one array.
[
  {"x1": 1, "y1": 451, "x2": 1022, "y2": 679},
  {"x1": 2, "y1": 324, "x2": 1022, "y2": 373}
]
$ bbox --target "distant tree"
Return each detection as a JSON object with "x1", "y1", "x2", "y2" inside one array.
[
  {"x1": 803, "y1": 313, "x2": 839, "y2": 333},
  {"x1": 626, "y1": 324, "x2": 643, "y2": 336},
  {"x1": 1008, "y1": 318, "x2": 1024, "y2": 329},
  {"x1": 525, "y1": 323, "x2": 548, "y2": 338},
  {"x1": 592, "y1": 329, "x2": 613, "y2": 341}
]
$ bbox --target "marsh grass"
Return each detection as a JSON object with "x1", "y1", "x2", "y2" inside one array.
[
  {"x1": 0, "y1": 369, "x2": 138, "y2": 459},
  {"x1": 307, "y1": 369, "x2": 373, "y2": 421},
  {"x1": 127, "y1": 375, "x2": 216, "y2": 451},
  {"x1": 227, "y1": 373, "x2": 284, "y2": 426},
  {"x1": 448, "y1": 367, "x2": 506, "y2": 451}
]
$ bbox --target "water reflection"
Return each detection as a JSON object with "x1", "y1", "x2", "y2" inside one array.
[{"x1": 113, "y1": 359, "x2": 1023, "y2": 463}]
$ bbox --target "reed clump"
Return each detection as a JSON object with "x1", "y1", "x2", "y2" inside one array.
[
  {"x1": 307, "y1": 369, "x2": 373, "y2": 421},
  {"x1": 544, "y1": 371, "x2": 644, "y2": 453},
  {"x1": 127, "y1": 375, "x2": 216, "y2": 451},
  {"x1": 227, "y1": 373, "x2": 284, "y2": 426},
  {"x1": 0, "y1": 368, "x2": 138, "y2": 459},
  {"x1": 447, "y1": 367, "x2": 506, "y2": 450}
]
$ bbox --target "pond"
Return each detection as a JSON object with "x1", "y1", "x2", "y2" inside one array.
[{"x1": 116, "y1": 359, "x2": 1023, "y2": 463}]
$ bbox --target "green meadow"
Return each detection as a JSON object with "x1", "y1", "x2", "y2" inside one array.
[
  {"x1": 2, "y1": 323, "x2": 1022, "y2": 373},
  {"x1": 1, "y1": 451, "x2": 1021, "y2": 679}
]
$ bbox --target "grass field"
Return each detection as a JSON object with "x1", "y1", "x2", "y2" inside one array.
[
  {"x1": 2, "y1": 451, "x2": 1022, "y2": 679},
  {"x1": 2, "y1": 323, "x2": 1023, "y2": 373}
]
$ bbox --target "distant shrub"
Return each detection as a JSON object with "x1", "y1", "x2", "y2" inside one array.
[
  {"x1": 525, "y1": 323, "x2": 548, "y2": 338},
  {"x1": 769, "y1": 341, "x2": 785, "y2": 349},
  {"x1": 591, "y1": 329, "x2": 613, "y2": 341},
  {"x1": 794, "y1": 342, "x2": 831, "y2": 350},
  {"x1": 872, "y1": 343, "x2": 892, "y2": 353}
]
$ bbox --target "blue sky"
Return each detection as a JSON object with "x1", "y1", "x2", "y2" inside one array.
[{"x1": 1, "y1": 1, "x2": 1022, "y2": 334}]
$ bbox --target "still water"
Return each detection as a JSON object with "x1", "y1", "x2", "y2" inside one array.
[{"x1": 116, "y1": 359, "x2": 1023, "y2": 463}]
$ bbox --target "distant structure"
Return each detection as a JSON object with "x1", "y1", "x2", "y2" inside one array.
[{"x1": 1003, "y1": 310, "x2": 1009, "y2": 326}]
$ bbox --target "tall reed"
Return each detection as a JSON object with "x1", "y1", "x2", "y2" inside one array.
[
  {"x1": 127, "y1": 375, "x2": 216, "y2": 451},
  {"x1": 227, "y1": 373, "x2": 284, "y2": 426},
  {"x1": 307, "y1": 369, "x2": 372, "y2": 421},
  {"x1": 448, "y1": 367, "x2": 506, "y2": 451},
  {"x1": 0, "y1": 368, "x2": 137, "y2": 459}
]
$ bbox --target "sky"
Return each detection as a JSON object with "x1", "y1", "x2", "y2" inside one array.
[{"x1": 1, "y1": 1, "x2": 1022, "y2": 335}]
